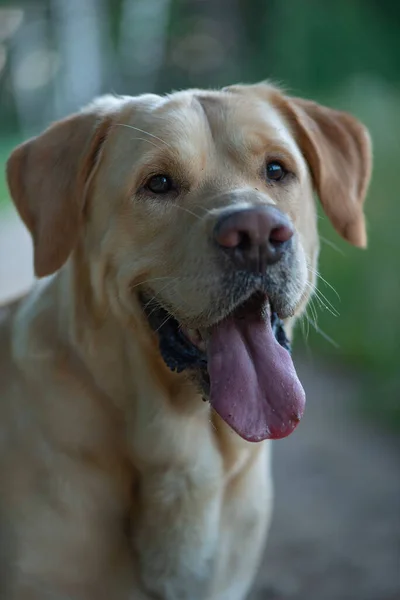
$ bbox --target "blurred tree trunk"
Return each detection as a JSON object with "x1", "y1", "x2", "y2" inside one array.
[
  {"x1": 52, "y1": 0, "x2": 107, "y2": 119},
  {"x1": 158, "y1": 0, "x2": 245, "y2": 91},
  {"x1": 119, "y1": 0, "x2": 172, "y2": 94},
  {"x1": 238, "y1": 0, "x2": 278, "y2": 83},
  {"x1": 8, "y1": 3, "x2": 50, "y2": 135}
]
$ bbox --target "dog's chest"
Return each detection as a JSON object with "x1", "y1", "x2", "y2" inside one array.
[
  {"x1": 125, "y1": 383, "x2": 270, "y2": 600},
  {"x1": 130, "y1": 414, "x2": 223, "y2": 598},
  {"x1": 127, "y1": 392, "x2": 246, "y2": 598},
  {"x1": 129, "y1": 436, "x2": 269, "y2": 600}
]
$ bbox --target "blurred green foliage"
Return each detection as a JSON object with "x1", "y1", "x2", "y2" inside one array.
[{"x1": 0, "y1": 0, "x2": 399, "y2": 424}]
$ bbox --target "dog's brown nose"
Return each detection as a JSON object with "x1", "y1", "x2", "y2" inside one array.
[{"x1": 214, "y1": 206, "x2": 294, "y2": 273}]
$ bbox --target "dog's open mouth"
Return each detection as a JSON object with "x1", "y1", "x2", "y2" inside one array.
[{"x1": 140, "y1": 292, "x2": 305, "y2": 442}]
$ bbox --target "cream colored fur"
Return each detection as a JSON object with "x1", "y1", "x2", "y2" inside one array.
[{"x1": 0, "y1": 83, "x2": 371, "y2": 599}]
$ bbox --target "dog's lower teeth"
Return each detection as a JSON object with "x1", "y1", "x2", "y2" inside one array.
[
  {"x1": 184, "y1": 328, "x2": 205, "y2": 351},
  {"x1": 197, "y1": 340, "x2": 206, "y2": 352}
]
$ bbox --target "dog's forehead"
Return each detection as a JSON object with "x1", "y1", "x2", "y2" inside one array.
[{"x1": 124, "y1": 89, "x2": 301, "y2": 159}]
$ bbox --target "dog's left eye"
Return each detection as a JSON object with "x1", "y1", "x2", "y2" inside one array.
[
  {"x1": 266, "y1": 161, "x2": 286, "y2": 182},
  {"x1": 145, "y1": 174, "x2": 174, "y2": 194}
]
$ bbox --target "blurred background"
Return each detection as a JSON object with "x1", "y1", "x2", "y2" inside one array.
[{"x1": 0, "y1": 1, "x2": 399, "y2": 599}]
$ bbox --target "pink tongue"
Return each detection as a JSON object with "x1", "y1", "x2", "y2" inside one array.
[{"x1": 207, "y1": 313, "x2": 305, "y2": 442}]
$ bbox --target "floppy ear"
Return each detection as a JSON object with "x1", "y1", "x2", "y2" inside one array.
[
  {"x1": 6, "y1": 98, "x2": 118, "y2": 277},
  {"x1": 271, "y1": 93, "x2": 372, "y2": 248}
]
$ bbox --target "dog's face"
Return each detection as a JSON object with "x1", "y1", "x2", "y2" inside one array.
[
  {"x1": 87, "y1": 88, "x2": 316, "y2": 327},
  {"x1": 7, "y1": 83, "x2": 372, "y2": 442}
]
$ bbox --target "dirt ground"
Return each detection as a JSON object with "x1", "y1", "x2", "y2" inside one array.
[
  {"x1": 1, "y1": 208, "x2": 399, "y2": 600},
  {"x1": 251, "y1": 357, "x2": 400, "y2": 600}
]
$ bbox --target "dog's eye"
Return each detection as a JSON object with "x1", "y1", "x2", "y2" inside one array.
[
  {"x1": 146, "y1": 174, "x2": 173, "y2": 194},
  {"x1": 266, "y1": 162, "x2": 286, "y2": 182}
]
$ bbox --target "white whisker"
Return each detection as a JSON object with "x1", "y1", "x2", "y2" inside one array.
[
  {"x1": 130, "y1": 276, "x2": 175, "y2": 291},
  {"x1": 144, "y1": 280, "x2": 179, "y2": 315},
  {"x1": 308, "y1": 266, "x2": 341, "y2": 301},
  {"x1": 126, "y1": 136, "x2": 165, "y2": 152},
  {"x1": 319, "y1": 235, "x2": 346, "y2": 256},
  {"x1": 155, "y1": 314, "x2": 173, "y2": 334},
  {"x1": 170, "y1": 204, "x2": 202, "y2": 220},
  {"x1": 305, "y1": 314, "x2": 340, "y2": 349},
  {"x1": 312, "y1": 287, "x2": 340, "y2": 317},
  {"x1": 116, "y1": 123, "x2": 172, "y2": 149}
]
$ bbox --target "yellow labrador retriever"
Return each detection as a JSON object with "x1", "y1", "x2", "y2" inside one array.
[{"x1": 0, "y1": 83, "x2": 371, "y2": 599}]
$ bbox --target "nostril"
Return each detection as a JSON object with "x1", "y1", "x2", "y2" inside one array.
[
  {"x1": 269, "y1": 224, "x2": 294, "y2": 246},
  {"x1": 236, "y1": 230, "x2": 252, "y2": 252},
  {"x1": 215, "y1": 228, "x2": 241, "y2": 249},
  {"x1": 216, "y1": 226, "x2": 253, "y2": 251}
]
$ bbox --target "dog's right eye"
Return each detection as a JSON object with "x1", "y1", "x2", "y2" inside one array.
[{"x1": 145, "y1": 174, "x2": 174, "y2": 194}]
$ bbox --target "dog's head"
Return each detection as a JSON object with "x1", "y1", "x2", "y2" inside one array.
[{"x1": 6, "y1": 83, "x2": 372, "y2": 442}]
